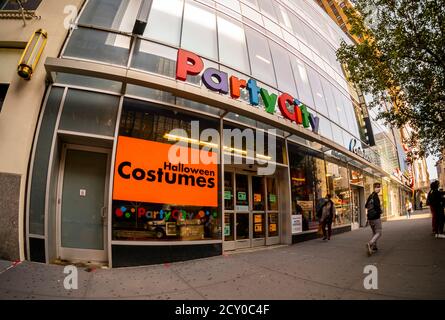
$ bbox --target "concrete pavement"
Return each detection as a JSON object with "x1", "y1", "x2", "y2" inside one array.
[{"x1": 1, "y1": 215, "x2": 444, "y2": 300}]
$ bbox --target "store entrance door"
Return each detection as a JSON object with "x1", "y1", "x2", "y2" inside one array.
[
  {"x1": 351, "y1": 187, "x2": 365, "y2": 228},
  {"x1": 223, "y1": 170, "x2": 280, "y2": 251},
  {"x1": 56, "y1": 144, "x2": 110, "y2": 263}
]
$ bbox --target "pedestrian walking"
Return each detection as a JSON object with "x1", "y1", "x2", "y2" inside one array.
[
  {"x1": 365, "y1": 183, "x2": 383, "y2": 256},
  {"x1": 426, "y1": 181, "x2": 445, "y2": 238},
  {"x1": 406, "y1": 200, "x2": 413, "y2": 219},
  {"x1": 317, "y1": 194, "x2": 335, "y2": 241}
]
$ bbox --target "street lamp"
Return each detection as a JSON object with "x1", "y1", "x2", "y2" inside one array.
[{"x1": 17, "y1": 28, "x2": 47, "y2": 80}]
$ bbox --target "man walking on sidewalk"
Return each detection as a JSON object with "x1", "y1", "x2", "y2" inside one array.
[{"x1": 366, "y1": 183, "x2": 383, "y2": 256}]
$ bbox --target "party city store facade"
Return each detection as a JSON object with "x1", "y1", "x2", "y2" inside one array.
[{"x1": 23, "y1": 0, "x2": 413, "y2": 267}]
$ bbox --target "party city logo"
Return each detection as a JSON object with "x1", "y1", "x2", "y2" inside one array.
[{"x1": 176, "y1": 49, "x2": 320, "y2": 134}]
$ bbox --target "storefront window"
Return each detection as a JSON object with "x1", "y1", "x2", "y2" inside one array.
[
  {"x1": 112, "y1": 99, "x2": 221, "y2": 241},
  {"x1": 289, "y1": 144, "x2": 326, "y2": 231},
  {"x1": 326, "y1": 161, "x2": 351, "y2": 226}
]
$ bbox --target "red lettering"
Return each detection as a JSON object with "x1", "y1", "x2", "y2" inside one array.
[
  {"x1": 176, "y1": 49, "x2": 204, "y2": 81},
  {"x1": 229, "y1": 76, "x2": 247, "y2": 99},
  {"x1": 278, "y1": 93, "x2": 296, "y2": 121}
]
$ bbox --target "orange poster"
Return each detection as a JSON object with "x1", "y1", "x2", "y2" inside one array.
[{"x1": 113, "y1": 136, "x2": 218, "y2": 207}]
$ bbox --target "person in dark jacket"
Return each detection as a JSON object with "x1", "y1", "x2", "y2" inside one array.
[
  {"x1": 365, "y1": 183, "x2": 383, "y2": 256},
  {"x1": 427, "y1": 181, "x2": 445, "y2": 238},
  {"x1": 319, "y1": 194, "x2": 336, "y2": 241}
]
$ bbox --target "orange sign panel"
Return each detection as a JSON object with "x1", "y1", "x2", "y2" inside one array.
[{"x1": 113, "y1": 136, "x2": 218, "y2": 207}]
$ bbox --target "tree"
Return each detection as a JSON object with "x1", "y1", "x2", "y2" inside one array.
[{"x1": 336, "y1": 0, "x2": 445, "y2": 159}]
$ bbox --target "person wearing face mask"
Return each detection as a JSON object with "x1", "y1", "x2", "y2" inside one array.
[{"x1": 365, "y1": 183, "x2": 383, "y2": 256}]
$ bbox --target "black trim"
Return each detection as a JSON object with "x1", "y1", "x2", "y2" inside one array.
[
  {"x1": 29, "y1": 237, "x2": 45, "y2": 263},
  {"x1": 112, "y1": 243, "x2": 222, "y2": 267}
]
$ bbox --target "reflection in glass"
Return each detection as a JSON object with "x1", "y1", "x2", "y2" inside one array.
[
  {"x1": 244, "y1": 26, "x2": 277, "y2": 86},
  {"x1": 252, "y1": 176, "x2": 265, "y2": 211},
  {"x1": 236, "y1": 213, "x2": 249, "y2": 240},
  {"x1": 79, "y1": 0, "x2": 141, "y2": 32},
  {"x1": 64, "y1": 27, "x2": 130, "y2": 66},
  {"x1": 144, "y1": 0, "x2": 183, "y2": 46},
  {"x1": 267, "y1": 178, "x2": 278, "y2": 211},
  {"x1": 236, "y1": 174, "x2": 249, "y2": 207},
  {"x1": 224, "y1": 172, "x2": 234, "y2": 210},
  {"x1": 217, "y1": 14, "x2": 250, "y2": 74},
  {"x1": 131, "y1": 40, "x2": 177, "y2": 78},
  {"x1": 268, "y1": 213, "x2": 279, "y2": 237},
  {"x1": 59, "y1": 89, "x2": 119, "y2": 136},
  {"x1": 182, "y1": 0, "x2": 218, "y2": 59},
  {"x1": 253, "y1": 213, "x2": 265, "y2": 238},
  {"x1": 224, "y1": 212, "x2": 234, "y2": 241}
]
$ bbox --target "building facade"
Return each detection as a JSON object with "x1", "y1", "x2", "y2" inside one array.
[{"x1": 0, "y1": 0, "x2": 411, "y2": 267}]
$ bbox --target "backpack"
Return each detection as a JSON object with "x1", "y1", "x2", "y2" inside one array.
[
  {"x1": 316, "y1": 199, "x2": 328, "y2": 219},
  {"x1": 366, "y1": 193, "x2": 379, "y2": 220}
]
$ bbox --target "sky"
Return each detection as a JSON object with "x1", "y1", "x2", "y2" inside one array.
[{"x1": 426, "y1": 155, "x2": 438, "y2": 181}]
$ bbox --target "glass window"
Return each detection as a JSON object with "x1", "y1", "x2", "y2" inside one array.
[
  {"x1": 236, "y1": 174, "x2": 249, "y2": 207},
  {"x1": 59, "y1": 89, "x2": 120, "y2": 136},
  {"x1": 78, "y1": 0, "x2": 141, "y2": 32},
  {"x1": 29, "y1": 87, "x2": 64, "y2": 235},
  {"x1": 319, "y1": 77, "x2": 340, "y2": 123},
  {"x1": 144, "y1": 0, "x2": 184, "y2": 46},
  {"x1": 263, "y1": 17, "x2": 283, "y2": 38},
  {"x1": 331, "y1": 123, "x2": 345, "y2": 147},
  {"x1": 269, "y1": 41, "x2": 297, "y2": 97},
  {"x1": 64, "y1": 27, "x2": 130, "y2": 66},
  {"x1": 252, "y1": 176, "x2": 265, "y2": 211},
  {"x1": 290, "y1": 55, "x2": 315, "y2": 108},
  {"x1": 240, "y1": 3, "x2": 263, "y2": 26},
  {"x1": 55, "y1": 73, "x2": 122, "y2": 93},
  {"x1": 181, "y1": 0, "x2": 218, "y2": 60},
  {"x1": 1, "y1": 0, "x2": 41, "y2": 10},
  {"x1": 125, "y1": 84, "x2": 175, "y2": 104},
  {"x1": 275, "y1": 4, "x2": 292, "y2": 31},
  {"x1": 216, "y1": 0, "x2": 241, "y2": 13},
  {"x1": 131, "y1": 40, "x2": 177, "y2": 78},
  {"x1": 113, "y1": 99, "x2": 221, "y2": 242},
  {"x1": 267, "y1": 178, "x2": 278, "y2": 211},
  {"x1": 224, "y1": 172, "x2": 234, "y2": 210},
  {"x1": 217, "y1": 14, "x2": 250, "y2": 74},
  {"x1": 326, "y1": 162, "x2": 351, "y2": 226},
  {"x1": 307, "y1": 67, "x2": 329, "y2": 117},
  {"x1": 244, "y1": 26, "x2": 276, "y2": 86},
  {"x1": 317, "y1": 114, "x2": 333, "y2": 141},
  {"x1": 289, "y1": 143, "x2": 326, "y2": 231},
  {"x1": 258, "y1": 0, "x2": 277, "y2": 20}
]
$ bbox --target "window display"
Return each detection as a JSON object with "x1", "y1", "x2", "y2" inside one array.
[
  {"x1": 289, "y1": 144, "x2": 326, "y2": 231},
  {"x1": 112, "y1": 99, "x2": 221, "y2": 241},
  {"x1": 326, "y1": 161, "x2": 351, "y2": 226}
]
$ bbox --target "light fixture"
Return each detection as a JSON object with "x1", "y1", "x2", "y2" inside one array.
[{"x1": 17, "y1": 28, "x2": 48, "y2": 80}]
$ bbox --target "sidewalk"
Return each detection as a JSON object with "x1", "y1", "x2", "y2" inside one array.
[
  {"x1": 1, "y1": 216, "x2": 444, "y2": 300},
  {"x1": 387, "y1": 208, "x2": 431, "y2": 221}
]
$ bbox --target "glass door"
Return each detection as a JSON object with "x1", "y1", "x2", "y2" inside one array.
[
  {"x1": 266, "y1": 177, "x2": 280, "y2": 245},
  {"x1": 223, "y1": 172, "x2": 235, "y2": 250},
  {"x1": 252, "y1": 176, "x2": 266, "y2": 247},
  {"x1": 235, "y1": 173, "x2": 250, "y2": 249}
]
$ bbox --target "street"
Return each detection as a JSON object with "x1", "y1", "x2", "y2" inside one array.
[{"x1": 1, "y1": 213, "x2": 444, "y2": 300}]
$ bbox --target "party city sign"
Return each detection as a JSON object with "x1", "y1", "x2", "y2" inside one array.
[{"x1": 176, "y1": 49, "x2": 319, "y2": 134}]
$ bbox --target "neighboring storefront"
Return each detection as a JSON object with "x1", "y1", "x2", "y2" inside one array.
[{"x1": 25, "y1": 0, "x2": 412, "y2": 267}]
